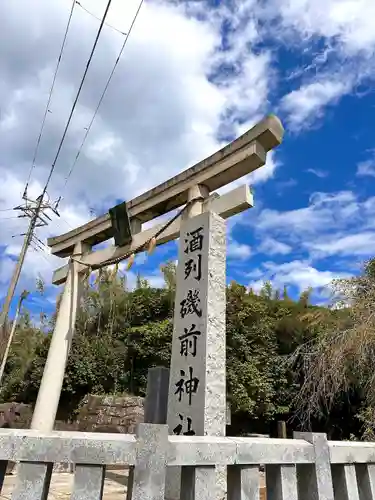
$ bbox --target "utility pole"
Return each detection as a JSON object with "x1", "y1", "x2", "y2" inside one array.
[
  {"x1": 0, "y1": 193, "x2": 60, "y2": 333},
  {"x1": 0, "y1": 290, "x2": 29, "y2": 384}
]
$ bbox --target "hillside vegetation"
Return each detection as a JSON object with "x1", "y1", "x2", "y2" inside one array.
[{"x1": 1, "y1": 259, "x2": 374, "y2": 439}]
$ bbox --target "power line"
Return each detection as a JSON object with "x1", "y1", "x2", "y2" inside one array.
[
  {"x1": 43, "y1": 0, "x2": 114, "y2": 195},
  {"x1": 76, "y1": 1, "x2": 127, "y2": 36},
  {"x1": 59, "y1": 0, "x2": 144, "y2": 200},
  {"x1": 60, "y1": 217, "x2": 74, "y2": 230},
  {"x1": 24, "y1": 0, "x2": 76, "y2": 195},
  {"x1": 32, "y1": 247, "x2": 53, "y2": 267},
  {"x1": 0, "y1": 0, "x2": 114, "y2": 331}
]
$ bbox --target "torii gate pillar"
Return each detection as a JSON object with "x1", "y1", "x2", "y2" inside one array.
[
  {"x1": 30, "y1": 115, "x2": 283, "y2": 441},
  {"x1": 31, "y1": 242, "x2": 90, "y2": 431}
]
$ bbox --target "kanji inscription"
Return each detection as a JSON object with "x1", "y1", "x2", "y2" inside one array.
[
  {"x1": 175, "y1": 366, "x2": 200, "y2": 405},
  {"x1": 178, "y1": 324, "x2": 201, "y2": 357},
  {"x1": 167, "y1": 210, "x2": 226, "y2": 442},
  {"x1": 180, "y1": 289, "x2": 202, "y2": 318}
]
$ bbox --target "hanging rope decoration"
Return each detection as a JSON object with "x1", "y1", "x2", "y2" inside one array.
[
  {"x1": 110, "y1": 262, "x2": 119, "y2": 280},
  {"x1": 126, "y1": 253, "x2": 135, "y2": 270},
  {"x1": 147, "y1": 236, "x2": 157, "y2": 255},
  {"x1": 70, "y1": 197, "x2": 200, "y2": 272}
]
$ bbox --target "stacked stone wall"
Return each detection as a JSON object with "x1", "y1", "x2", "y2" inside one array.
[{"x1": 77, "y1": 394, "x2": 144, "y2": 434}]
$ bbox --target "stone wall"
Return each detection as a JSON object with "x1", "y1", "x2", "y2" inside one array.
[
  {"x1": 0, "y1": 394, "x2": 145, "y2": 435},
  {"x1": 77, "y1": 394, "x2": 144, "y2": 434},
  {"x1": 0, "y1": 403, "x2": 33, "y2": 429},
  {"x1": 0, "y1": 403, "x2": 34, "y2": 474},
  {"x1": 0, "y1": 395, "x2": 144, "y2": 473}
]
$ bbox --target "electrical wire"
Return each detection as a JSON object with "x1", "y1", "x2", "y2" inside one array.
[
  {"x1": 12, "y1": 0, "x2": 114, "y2": 287},
  {"x1": 59, "y1": 0, "x2": 144, "y2": 200},
  {"x1": 42, "y1": 0, "x2": 114, "y2": 196},
  {"x1": 61, "y1": 217, "x2": 74, "y2": 230},
  {"x1": 23, "y1": 0, "x2": 76, "y2": 195},
  {"x1": 76, "y1": 1, "x2": 127, "y2": 36},
  {"x1": 31, "y1": 245, "x2": 53, "y2": 266}
]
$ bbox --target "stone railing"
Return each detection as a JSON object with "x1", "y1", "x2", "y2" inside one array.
[{"x1": 0, "y1": 425, "x2": 374, "y2": 499}]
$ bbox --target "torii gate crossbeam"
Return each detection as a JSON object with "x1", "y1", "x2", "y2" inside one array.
[{"x1": 48, "y1": 115, "x2": 282, "y2": 257}]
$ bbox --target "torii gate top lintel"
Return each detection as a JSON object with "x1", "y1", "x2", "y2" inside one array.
[
  {"x1": 47, "y1": 115, "x2": 283, "y2": 259},
  {"x1": 127, "y1": 113, "x2": 282, "y2": 217}
]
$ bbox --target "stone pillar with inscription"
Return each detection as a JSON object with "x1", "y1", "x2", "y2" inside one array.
[{"x1": 165, "y1": 209, "x2": 227, "y2": 499}]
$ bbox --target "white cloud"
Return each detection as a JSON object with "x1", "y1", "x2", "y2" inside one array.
[
  {"x1": 0, "y1": 0, "x2": 280, "y2": 305},
  {"x1": 267, "y1": 0, "x2": 375, "y2": 128},
  {"x1": 280, "y1": 79, "x2": 351, "y2": 130},
  {"x1": 255, "y1": 191, "x2": 359, "y2": 235},
  {"x1": 259, "y1": 237, "x2": 292, "y2": 256},
  {"x1": 2, "y1": 0, "x2": 375, "y2": 311},
  {"x1": 309, "y1": 232, "x2": 375, "y2": 258},
  {"x1": 144, "y1": 271, "x2": 166, "y2": 289},
  {"x1": 307, "y1": 168, "x2": 328, "y2": 178},
  {"x1": 217, "y1": 152, "x2": 280, "y2": 199},
  {"x1": 357, "y1": 155, "x2": 375, "y2": 177},
  {"x1": 0, "y1": 170, "x2": 90, "y2": 299},
  {"x1": 249, "y1": 260, "x2": 350, "y2": 293},
  {"x1": 273, "y1": 0, "x2": 375, "y2": 57},
  {"x1": 240, "y1": 190, "x2": 375, "y2": 277},
  {"x1": 227, "y1": 241, "x2": 252, "y2": 260},
  {"x1": 250, "y1": 151, "x2": 279, "y2": 184}
]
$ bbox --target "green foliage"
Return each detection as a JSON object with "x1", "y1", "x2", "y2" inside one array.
[
  {"x1": 2, "y1": 265, "x2": 364, "y2": 437},
  {"x1": 0, "y1": 319, "x2": 46, "y2": 403},
  {"x1": 225, "y1": 284, "x2": 315, "y2": 421},
  {"x1": 287, "y1": 258, "x2": 375, "y2": 438},
  {"x1": 299, "y1": 287, "x2": 312, "y2": 307},
  {"x1": 259, "y1": 281, "x2": 273, "y2": 300}
]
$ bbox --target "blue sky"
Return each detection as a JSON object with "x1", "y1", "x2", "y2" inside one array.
[{"x1": 1, "y1": 0, "x2": 375, "y2": 319}]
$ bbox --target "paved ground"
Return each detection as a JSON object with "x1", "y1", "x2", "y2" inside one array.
[{"x1": 1, "y1": 470, "x2": 266, "y2": 499}]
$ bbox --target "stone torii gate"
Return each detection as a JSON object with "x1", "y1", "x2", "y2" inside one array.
[{"x1": 30, "y1": 115, "x2": 283, "y2": 486}]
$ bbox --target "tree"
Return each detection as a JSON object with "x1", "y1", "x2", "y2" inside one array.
[
  {"x1": 288, "y1": 259, "x2": 375, "y2": 435},
  {"x1": 0, "y1": 312, "x2": 45, "y2": 403},
  {"x1": 299, "y1": 287, "x2": 313, "y2": 307},
  {"x1": 260, "y1": 281, "x2": 273, "y2": 300},
  {"x1": 2, "y1": 264, "x2": 361, "y2": 438}
]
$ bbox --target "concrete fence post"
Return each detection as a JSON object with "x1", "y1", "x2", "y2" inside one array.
[
  {"x1": 71, "y1": 465, "x2": 105, "y2": 500},
  {"x1": 131, "y1": 423, "x2": 168, "y2": 500},
  {"x1": 12, "y1": 462, "x2": 53, "y2": 500},
  {"x1": 227, "y1": 465, "x2": 259, "y2": 500},
  {"x1": 294, "y1": 432, "x2": 334, "y2": 500},
  {"x1": 266, "y1": 465, "x2": 298, "y2": 500},
  {"x1": 127, "y1": 367, "x2": 170, "y2": 500}
]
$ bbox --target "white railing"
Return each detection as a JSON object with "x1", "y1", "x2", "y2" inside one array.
[{"x1": 0, "y1": 424, "x2": 374, "y2": 499}]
